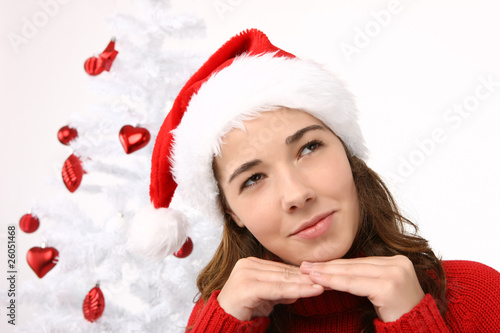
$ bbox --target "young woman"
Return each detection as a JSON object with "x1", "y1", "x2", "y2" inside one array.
[{"x1": 134, "y1": 29, "x2": 500, "y2": 332}]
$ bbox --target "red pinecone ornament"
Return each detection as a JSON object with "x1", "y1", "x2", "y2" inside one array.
[
  {"x1": 83, "y1": 284, "x2": 105, "y2": 322},
  {"x1": 62, "y1": 154, "x2": 84, "y2": 192}
]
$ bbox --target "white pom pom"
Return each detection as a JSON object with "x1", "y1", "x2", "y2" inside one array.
[{"x1": 127, "y1": 204, "x2": 190, "y2": 261}]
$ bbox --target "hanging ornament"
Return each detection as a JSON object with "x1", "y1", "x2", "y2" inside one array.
[
  {"x1": 26, "y1": 244, "x2": 59, "y2": 278},
  {"x1": 174, "y1": 237, "x2": 193, "y2": 258},
  {"x1": 62, "y1": 154, "x2": 84, "y2": 193},
  {"x1": 119, "y1": 125, "x2": 151, "y2": 154},
  {"x1": 19, "y1": 213, "x2": 40, "y2": 233},
  {"x1": 84, "y1": 38, "x2": 119, "y2": 76},
  {"x1": 83, "y1": 284, "x2": 105, "y2": 322},
  {"x1": 58, "y1": 125, "x2": 78, "y2": 145}
]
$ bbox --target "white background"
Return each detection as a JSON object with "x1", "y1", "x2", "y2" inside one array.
[{"x1": 1, "y1": 0, "x2": 499, "y2": 329}]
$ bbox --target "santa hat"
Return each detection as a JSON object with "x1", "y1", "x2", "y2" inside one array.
[{"x1": 127, "y1": 29, "x2": 367, "y2": 260}]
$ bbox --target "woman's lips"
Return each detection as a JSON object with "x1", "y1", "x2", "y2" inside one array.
[{"x1": 291, "y1": 212, "x2": 334, "y2": 239}]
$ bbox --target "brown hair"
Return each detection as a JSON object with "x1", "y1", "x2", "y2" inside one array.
[{"x1": 194, "y1": 144, "x2": 447, "y2": 332}]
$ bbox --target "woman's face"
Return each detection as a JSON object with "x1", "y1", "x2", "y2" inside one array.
[{"x1": 215, "y1": 108, "x2": 360, "y2": 266}]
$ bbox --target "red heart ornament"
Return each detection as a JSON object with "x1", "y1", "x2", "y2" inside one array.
[
  {"x1": 174, "y1": 237, "x2": 193, "y2": 258},
  {"x1": 83, "y1": 285, "x2": 105, "y2": 322},
  {"x1": 119, "y1": 125, "x2": 151, "y2": 154},
  {"x1": 26, "y1": 246, "x2": 59, "y2": 278},
  {"x1": 62, "y1": 154, "x2": 84, "y2": 193},
  {"x1": 19, "y1": 213, "x2": 40, "y2": 233},
  {"x1": 58, "y1": 125, "x2": 78, "y2": 145}
]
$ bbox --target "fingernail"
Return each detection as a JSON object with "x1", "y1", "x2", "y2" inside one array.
[
  {"x1": 301, "y1": 261, "x2": 313, "y2": 268},
  {"x1": 312, "y1": 284, "x2": 323, "y2": 289},
  {"x1": 311, "y1": 271, "x2": 321, "y2": 277}
]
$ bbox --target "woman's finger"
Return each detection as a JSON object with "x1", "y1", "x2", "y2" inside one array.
[
  {"x1": 301, "y1": 261, "x2": 393, "y2": 279},
  {"x1": 259, "y1": 280, "x2": 324, "y2": 302},
  {"x1": 300, "y1": 255, "x2": 415, "y2": 279},
  {"x1": 306, "y1": 271, "x2": 378, "y2": 297},
  {"x1": 245, "y1": 256, "x2": 303, "y2": 273},
  {"x1": 241, "y1": 267, "x2": 320, "y2": 285},
  {"x1": 304, "y1": 254, "x2": 410, "y2": 267},
  {"x1": 235, "y1": 258, "x2": 316, "y2": 285},
  {"x1": 228, "y1": 279, "x2": 323, "y2": 305}
]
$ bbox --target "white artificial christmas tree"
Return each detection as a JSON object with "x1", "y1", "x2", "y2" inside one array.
[{"x1": 13, "y1": 1, "x2": 222, "y2": 332}]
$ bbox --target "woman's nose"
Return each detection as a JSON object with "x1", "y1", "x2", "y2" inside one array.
[{"x1": 280, "y1": 169, "x2": 316, "y2": 212}]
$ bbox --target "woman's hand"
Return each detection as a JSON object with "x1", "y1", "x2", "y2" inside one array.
[
  {"x1": 217, "y1": 257, "x2": 324, "y2": 321},
  {"x1": 300, "y1": 255, "x2": 425, "y2": 322}
]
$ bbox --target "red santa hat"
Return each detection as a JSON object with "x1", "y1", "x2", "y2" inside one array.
[{"x1": 127, "y1": 29, "x2": 367, "y2": 260}]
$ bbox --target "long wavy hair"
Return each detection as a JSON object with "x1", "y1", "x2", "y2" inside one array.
[{"x1": 193, "y1": 140, "x2": 447, "y2": 332}]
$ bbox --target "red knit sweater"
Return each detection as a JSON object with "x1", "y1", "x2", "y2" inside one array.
[{"x1": 186, "y1": 260, "x2": 500, "y2": 332}]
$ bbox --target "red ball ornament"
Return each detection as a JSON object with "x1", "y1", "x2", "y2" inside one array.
[
  {"x1": 119, "y1": 125, "x2": 151, "y2": 154},
  {"x1": 58, "y1": 125, "x2": 78, "y2": 145},
  {"x1": 62, "y1": 154, "x2": 84, "y2": 193},
  {"x1": 83, "y1": 284, "x2": 105, "y2": 323},
  {"x1": 84, "y1": 57, "x2": 105, "y2": 76},
  {"x1": 174, "y1": 237, "x2": 193, "y2": 258},
  {"x1": 26, "y1": 246, "x2": 59, "y2": 278},
  {"x1": 19, "y1": 213, "x2": 40, "y2": 233},
  {"x1": 84, "y1": 39, "x2": 118, "y2": 76}
]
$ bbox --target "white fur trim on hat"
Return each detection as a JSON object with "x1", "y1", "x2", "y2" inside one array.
[
  {"x1": 171, "y1": 53, "x2": 367, "y2": 225},
  {"x1": 127, "y1": 205, "x2": 190, "y2": 261}
]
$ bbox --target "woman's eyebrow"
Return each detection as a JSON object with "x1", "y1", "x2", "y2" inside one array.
[
  {"x1": 227, "y1": 125, "x2": 324, "y2": 184},
  {"x1": 285, "y1": 125, "x2": 325, "y2": 145},
  {"x1": 228, "y1": 159, "x2": 262, "y2": 184}
]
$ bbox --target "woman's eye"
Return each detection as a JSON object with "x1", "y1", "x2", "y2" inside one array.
[
  {"x1": 299, "y1": 140, "x2": 323, "y2": 157},
  {"x1": 241, "y1": 173, "x2": 264, "y2": 190}
]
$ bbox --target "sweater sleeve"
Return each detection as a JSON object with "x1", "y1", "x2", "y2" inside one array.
[
  {"x1": 186, "y1": 290, "x2": 270, "y2": 332},
  {"x1": 374, "y1": 260, "x2": 500, "y2": 332},
  {"x1": 445, "y1": 261, "x2": 500, "y2": 332},
  {"x1": 373, "y1": 294, "x2": 449, "y2": 332}
]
